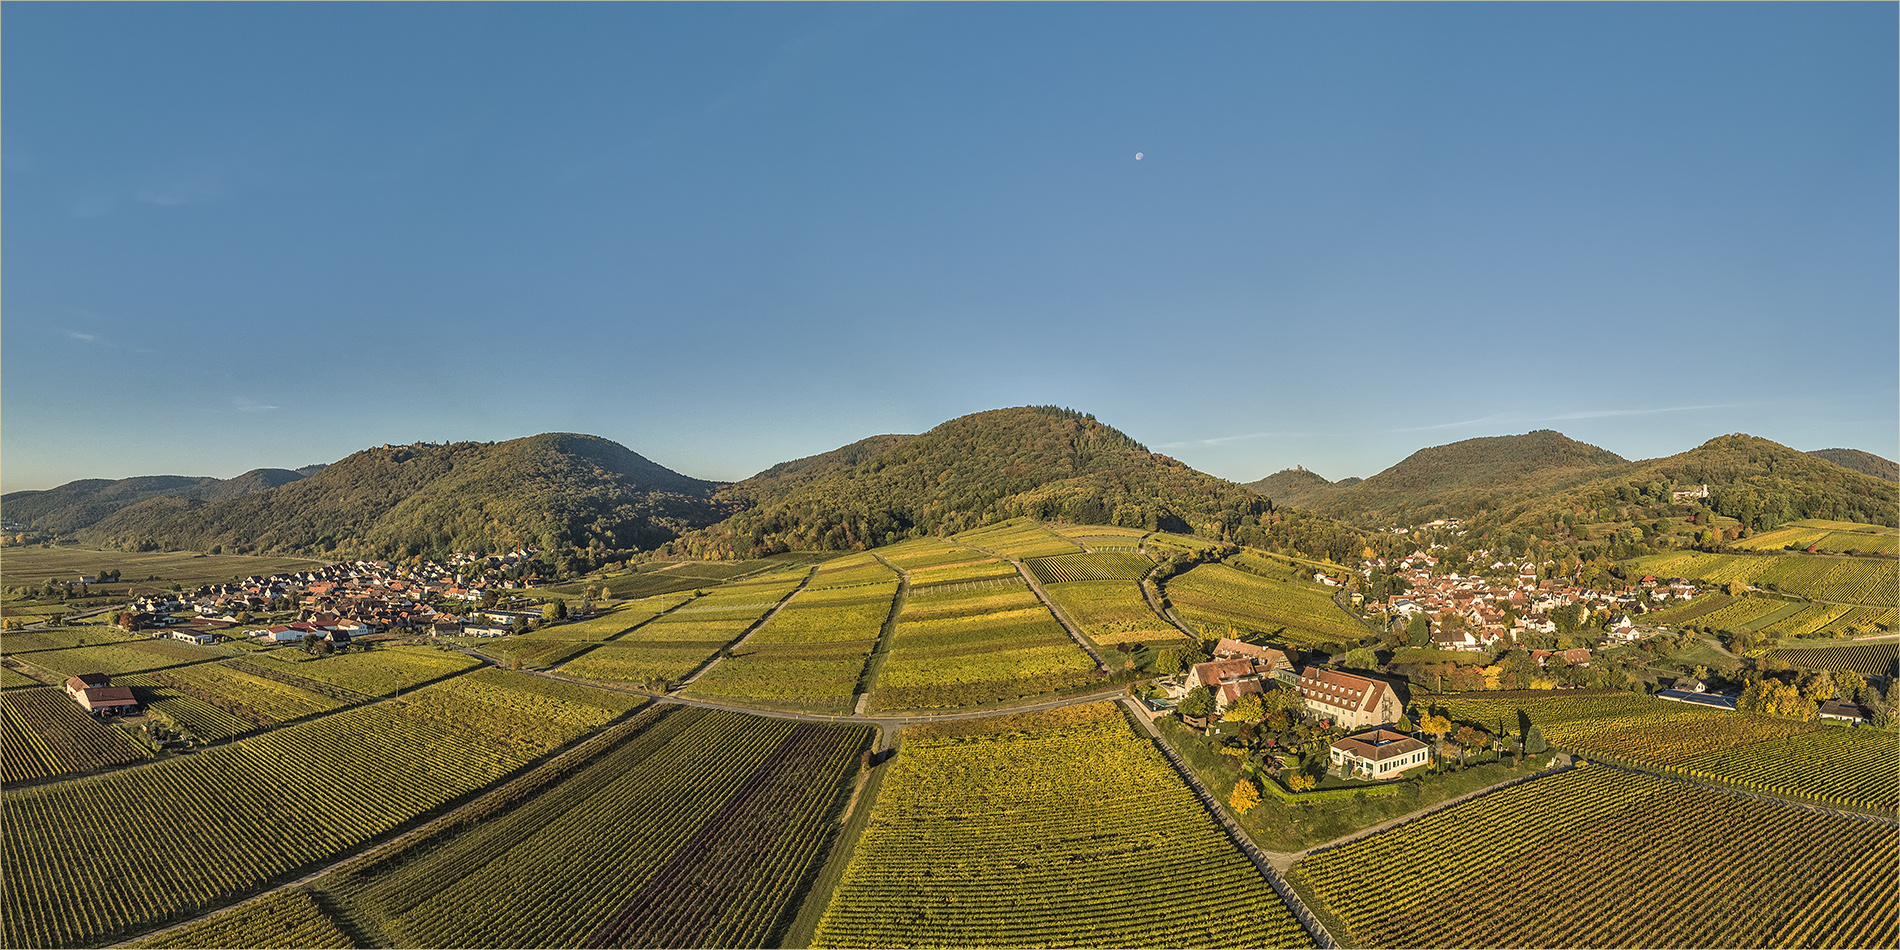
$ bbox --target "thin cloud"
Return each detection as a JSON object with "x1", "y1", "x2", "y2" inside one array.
[
  {"x1": 137, "y1": 173, "x2": 228, "y2": 207},
  {"x1": 1158, "y1": 431, "x2": 1300, "y2": 449},
  {"x1": 1397, "y1": 404, "x2": 1744, "y2": 433},
  {"x1": 66, "y1": 331, "x2": 100, "y2": 343},
  {"x1": 233, "y1": 396, "x2": 279, "y2": 413}
]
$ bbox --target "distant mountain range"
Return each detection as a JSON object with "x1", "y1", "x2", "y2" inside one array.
[
  {"x1": 4, "y1": 409, "x2": 1894, "y2": 563},
  {"x1": 1244, "y1": 431, "x2": 1896, "y2": 534}
]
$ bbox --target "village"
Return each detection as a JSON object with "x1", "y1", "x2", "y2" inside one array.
[{"x1": 97, "y1": 550, "x2": 568, "y2": 648}]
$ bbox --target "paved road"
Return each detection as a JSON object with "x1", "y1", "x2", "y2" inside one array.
[
  {"x1": 670, "y1": 566, "x2": 815, "y2": 689},
  {"x1": 955, "y1": 539, "x2": 1110, "y2": 671},
  {"x1": 1121, "y1": 697, "x2": 1337, "y2": 949}
]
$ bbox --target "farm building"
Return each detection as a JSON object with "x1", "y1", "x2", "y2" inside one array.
[
  {"x1": 1187, "y1": 658, "x2": 1269, "y2": 712},
  {"x1": 1296, "y1": 667, "x2": 1405, "y2": 730},
  {"x1": 1818, "y1": 700, "x2": 1871, "y2": 725},
  {"x1": 1330, "y1": 729, "x2": 1431, "y2": 779},
  {"x1": 1656, "y1": 689, "x2": 1737, "y2": 710},
  {"x1": 170, "y1": 630, "x2": 219, "y2": 646},
  {"x1": 62, "y1": 674, "x2": 139, "y2": 717}
]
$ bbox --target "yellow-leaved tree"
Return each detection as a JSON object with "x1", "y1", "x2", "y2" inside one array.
[{"x1": 1229, "y1": 779, "x2": 1261, "y2": 814}]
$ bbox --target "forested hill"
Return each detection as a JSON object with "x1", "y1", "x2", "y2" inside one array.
[
  {"x1": 666, "y1": 406, "x2": 1272, "y2": 558},
  {"x1": 1808, "y1": 448, "x2": 1899, "y2": 482},
  {"x1": 1244, "y1": 467, "x2": 1348, "y2": 510},
  {"x1": 79, "y1": 434, "x2": 732, "y2": 567},
  {"x1": 3, "y1": 469, "x2": 307, "y2": 535},
  {"x1": 1299, "y1": 430, "x2": 1628, "y2": 526}
]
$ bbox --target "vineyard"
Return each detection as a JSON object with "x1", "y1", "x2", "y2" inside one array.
[
  {"x1": 560, "y1": 572, "x2": 807, "y2": 687},
  {"x1": 1736, "y1": 520, "x2": 1900, "y2": 556},
  {"x1": 906, "y1": 558, "x2": 1024, "y2": 590},
  {"x1": 125, "y1": 661, "x2": 343, "y2": 738},
  {"x1": 1763, "y1": 641, "x2": 1899, "y2": 677},
  {"x1": 1, "y1": 664, "x2": 45, "y2": 689},
  {"x1": 1676, "y1": 726, "x2": 1899, "y2": 812},
  {"x1": 244, "y1": 647, "x2": 480, "y2": 696},
  {"x1": 319, "y1": 706, "x2": 871, "y2": 948},
  {"x1": 811, "y1": 703, "x2": 1312, "y2": 948},
  {"x1": 0, "y1": 626, "x2": 140, "y2": 654},
  {"x1": 1626, "y1": 551, "x2": 1897, "y2": 606},
  {"x1": 1038, "y1": 579, "x2": 1184, "y2": 650},
  {"x1": 532, "y1": 602, "x2": 663, "y2": 640},
  {"x1": 1, "y1": 686, "x2": 149, "y2": 783},
  {"x1": 1293, "y1": 766, "x2": 1897, "y2": 948},
  {"x1": 955, "y1": 519, "x2": 1087, "y2": 559},
  {"x1": 1, "y1": 671, "x2": 633, "y2": 948},
  {"x1": 874, "y1": 538, "x2": 993, "y2": 571},
  {"x1": 17, "y1": 638, "x2": 226, "y2": 677},
  {"x1": 685, "y1": 580, "x2": 898, "y2": 712},
  {"x1": 869, "y1": 584, "x2": 1096, "y2": 710},
  {"x1": 807, "y1": 552, "x2": 903, "y2": 588},
  {"x1": 1022, "y1": 551, "x2": 1155, "y2": 584},
  {"x1": 127, "y1": 888, "x2": 356, "y2": 949},
  {"x1": 1163, "y1": 562, "x2": 1369, "y2": 647},
  {"x1": 1423, "y1": 691, "x2": 1822, "y2": 766}
]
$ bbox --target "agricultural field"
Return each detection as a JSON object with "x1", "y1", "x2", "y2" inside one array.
[
  {"x1": 1048, "y1": 524, "x2": 1148, "y2": 551},
  {"x1": 1424, "y1": 690, "x2": 1821, "y2": 767},
  {"x1": 954, "y1": 519, "x2": 1086, "y2": 559},
  {"x1": 1, "y1": 686, "x2": 150, "y2": 783},
  {"x1": 869, "y1": 584, "x2": 1096, "y2": 710},
  {"x1": 0, "y1": 664, "x2": 46, "y2": 689},
  {"x1": 1039, "y1": 579, "x2": 1183, "y2": 651},
  {"x1": 244, "y1": 647, "x2": 480, "y2": 697},
  {"x1": 1764, "y1": 641, "x2": 1899, "y2": 678},
  {"x1": 873, "y1": 538, "x2": 990, "y2": 571},
  {"x1": 559, "y1": 572, "x2": 807, "y2": 688},
  {"x1": 1644, "y1": 592, "x2": 1735, "y2": 625},
  {"x1": 10, "y1": 637, "x2": 228, "y2": 678},
  {"x1": 546, "y1": 557, "x2": 797, "y2": 600},
  {"x1": 685, "y1": 579, "x2": 897, "y2": 712},
  {"x1": 2, "y1": 671, "x2": 639, "y2": 948},
  {"x1": 318, "y1": 706, "x2": 871, "y2": 949},
  {"x1": 1022, "y1": 551, "x2": 1154, "y2": 584},
  {"x1": 0, "y1": 626, "x2": 141, "y2": 654},
  {"x1": 806, "y1": 552, "x2": 901, "y2": 589},
  {"x1": 1736, "y1": 520, "x2": 1900, "y2": 556},
  {"x1": 119, "y1": 662, "x2": 345, "y2": 743},
  {"x1": 463, "y1": 637, "x2": 597, "y2": 670},
  {"x1": 1163, "y1": 562, "x2": 1369, "y2": 648},
  {"x1": 1626, "y1": 550, "x2": 1897, "y2": 606},
  {"x1": 529, "y1": 602, "x2": 664, "y2": 640},
  {"x1": 1293, "y1": 766, "x2": 1896, "y2": 949},
  {"x1": 0, "y1": 546, "x2": 326, "y2": 592},
  {"x1": 1696, "y1": 597, "x2": 1806, "y2": 633},
  {"x1": 128, "y1": 888, "x2": 355, "y2": 950},
  {"x1": 1676, "y1": 726, "x2": 1898, "y2": 813},
  {"x1": 905, "y1": 557, "x2": 1022, "y2": 590},
  {"x1": 1756, "y1": 602, "x2": 1853, "y2": 638},
  {"x1": 811, "y1": 703, "x2": 1311, "y2": 949}
]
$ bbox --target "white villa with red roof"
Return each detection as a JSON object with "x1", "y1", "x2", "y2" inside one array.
[{"x1": 1330, "y1": 728, "x2": 1431, "y2": 779}]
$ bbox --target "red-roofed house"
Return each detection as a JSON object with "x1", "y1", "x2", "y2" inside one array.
[
  {"x1": 1188, "y1": 658, "x2": 1270, "y2": 713},
  {"x1": 1330, "y1": 728, "x2": 1431, "y2": 779},
  {"x1": 1295, "y1": 668, "x2": 1405, "y2": 730},
  {"x1": 63, "y1": 674, "x2": 138, "y2": 717}
]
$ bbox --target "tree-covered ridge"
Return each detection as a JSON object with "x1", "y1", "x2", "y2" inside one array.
[
  {"x1": 3, "y1": 470, "x2": 307, "y2": 535},
  {"x1": 1497, "y1": 435, "x2": 1900, "y2": 539},
  {"x1": 666, "y1": 406, "x2": 1271, "y2": 558},
  {"x1": 80, "y1": 434, "x2": 731, "y2": 564},
  {"x1": 1245, "y1": 467, "x2": 1346, "y2": 510},
  {"x1": 719, "y1": 433, "x2": 916, "y2": 508},
  {"x1": 1307, "y1": 430, "x2": 1629, "y2": 525},
  {"x1": 1808, "y1": 448, "x2": 1899, "y2": 482}
]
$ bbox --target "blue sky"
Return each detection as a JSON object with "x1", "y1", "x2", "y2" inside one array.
[{"x1": 5, "y1": 3, "x2": 1895, "y2": 492}]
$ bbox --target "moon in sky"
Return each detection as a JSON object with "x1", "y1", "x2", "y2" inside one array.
[{"x1": 1135, "y1": 152, "x2": 1143, "y2": 160}]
